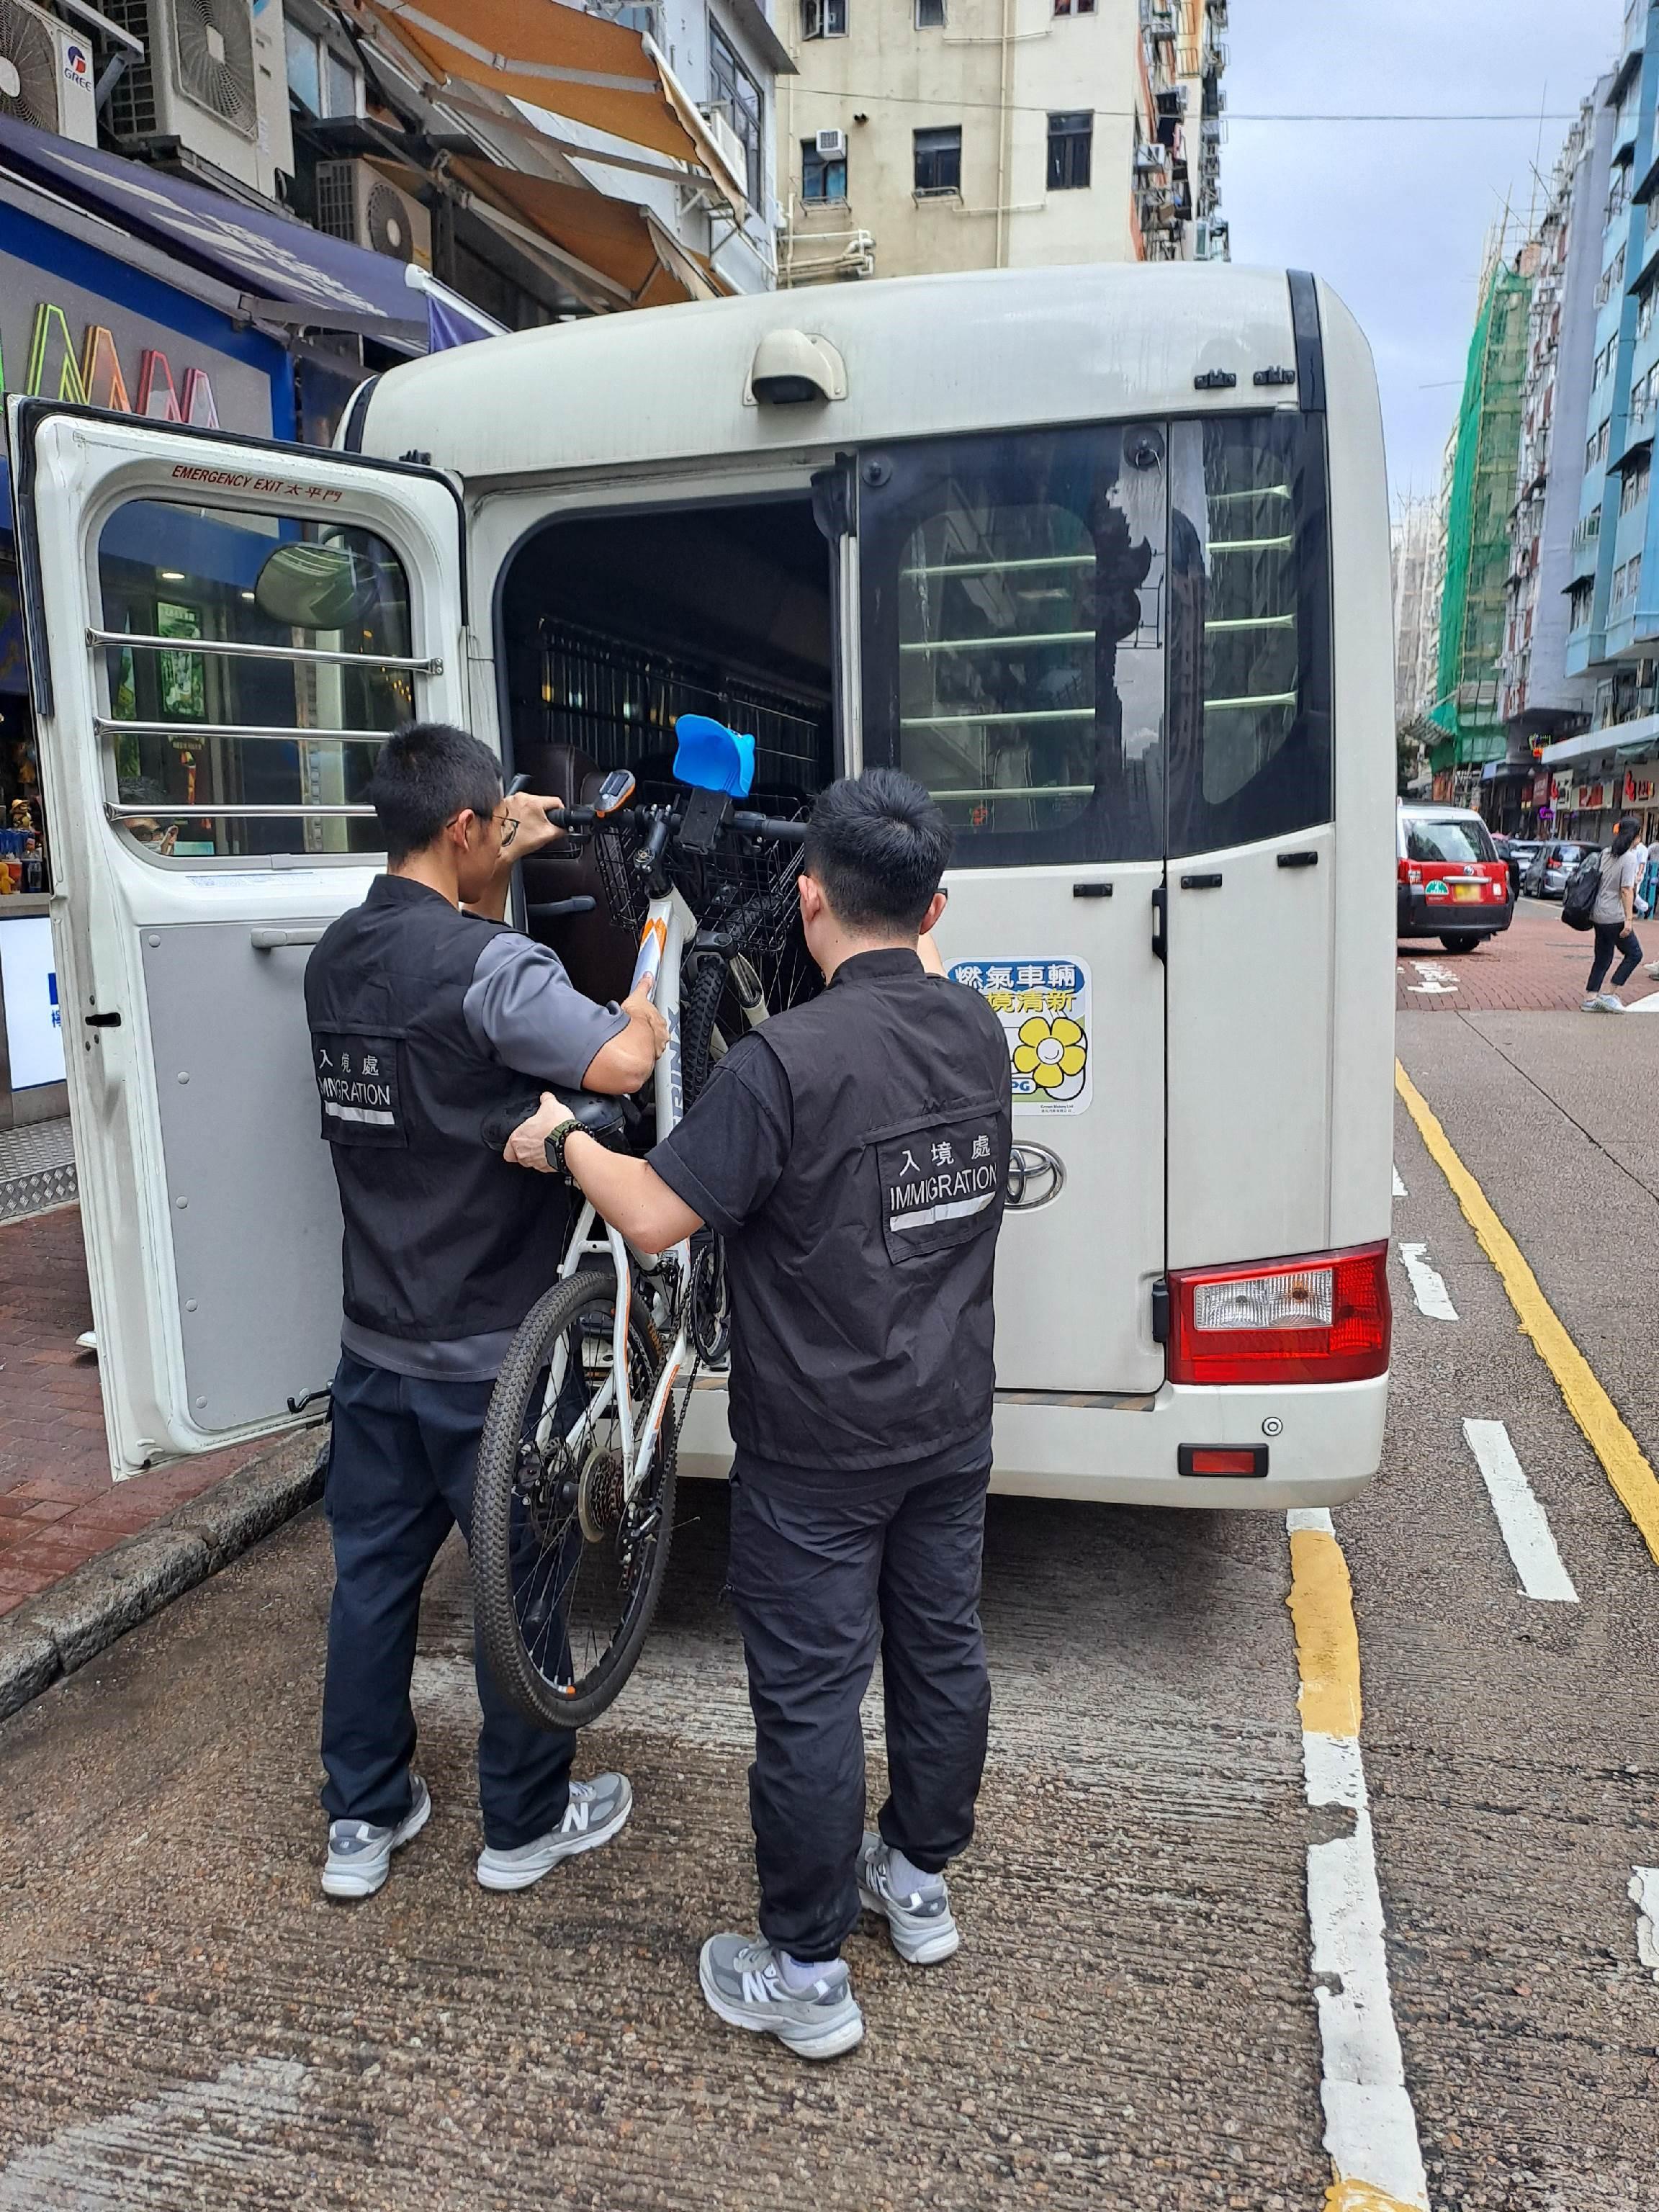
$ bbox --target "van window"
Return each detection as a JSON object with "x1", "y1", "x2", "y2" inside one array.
[
  {"x1": 1406, "y1": 817, "x2": 1496, "y2": 865},
  {"x1": 1166, "y1": 413, "x2": 1331, "y2": 855},
  {"x1": 859, "y1": 423, "x2": 1168, "y2": 864},
  {"x1": 96, "y1": 500, "x2": 413, "y2": 861}
]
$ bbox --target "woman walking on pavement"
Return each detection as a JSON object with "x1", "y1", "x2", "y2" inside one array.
[{"x1": 1583, "y1": 814, "x2": 1645, "y2": 1012}]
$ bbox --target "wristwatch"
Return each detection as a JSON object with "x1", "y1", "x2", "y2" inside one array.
[{"x1": 543, "y1": 1117, "x2": 583, "y2": 1174}]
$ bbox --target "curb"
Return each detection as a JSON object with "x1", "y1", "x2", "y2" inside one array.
[{"x1": 0, "y1": 1423, "x2": 328, "y2": 1725}]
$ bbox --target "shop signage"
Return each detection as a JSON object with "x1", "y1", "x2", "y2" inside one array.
[
  {"x1": 1627, "y1": 772, "x2": 1656, "y2": 804},
  {"x1": 1532, "y1": 773, "x2": 1551, "y2": 805},
  {"x1": 1577, "y1": 782, "x2": 1609, "y2": 809},
  {"x1": 0, "y1": 248, "x2": 272, "y2": 438},
  {"x1": 1552, "y1": 772, "x2": 1573, "y2": 799}
]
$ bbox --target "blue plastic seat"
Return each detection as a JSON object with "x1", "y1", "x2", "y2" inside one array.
[{"x1": 673, "y1": 714, "x2": 755, "y2": 798}]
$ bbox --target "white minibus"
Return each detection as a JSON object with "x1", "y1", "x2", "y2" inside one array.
[{"x1": 7, "y1": 261, "x2": 1395, "y2": 1510}]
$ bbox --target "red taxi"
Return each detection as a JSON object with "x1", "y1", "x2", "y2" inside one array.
[{"x1": 1396, "y1": 804, "x2": 1514, "y2": 952}]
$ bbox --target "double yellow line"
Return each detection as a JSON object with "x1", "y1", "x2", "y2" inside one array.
[{"x1": 1395, "y1": 1061, "x2": 1659, "y2": 1567}]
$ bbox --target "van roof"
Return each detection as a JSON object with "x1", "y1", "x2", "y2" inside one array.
[{"x1": 354, "y1": 261, "x2": 1318, "y2": 487}]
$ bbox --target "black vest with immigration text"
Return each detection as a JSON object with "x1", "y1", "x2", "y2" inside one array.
[
  {"x1": 304, "y1": 873, "x2": 567, "y2": 1341},
  {"x1": 726, "y1": 948, "x2": 1012, "y2": 1471}
]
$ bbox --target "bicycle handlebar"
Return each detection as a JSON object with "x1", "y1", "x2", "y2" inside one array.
[{"x1": 553, "y1": 799, "x2": 806, "y2": 847}]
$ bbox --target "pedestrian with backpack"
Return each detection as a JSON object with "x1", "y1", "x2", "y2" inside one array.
[{"x1": 1577, "y1": 817, "x2": 1645, "y2": 1012}]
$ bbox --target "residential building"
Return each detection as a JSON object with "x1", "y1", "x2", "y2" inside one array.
[
  {"x1": 1490, "y1": 89, "x2": 1606, "y2": 831},
  {"x1": 777, "y1": 0, "x2": 1226, "y2": 287},
  {"x1": 1391, "y1": 495, "x2": 1441, "y2": 728},
  {"x1": 1429, "y1": 245, "x2": 1534, "y2": 805},
  {"x1": 1544, "y1": 0, "x2": 1659, "y2": 845}
]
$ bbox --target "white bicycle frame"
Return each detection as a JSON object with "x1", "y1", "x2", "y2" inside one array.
[{"x1": 539, "y1": 881, "x2": 698, "y2": 1501}]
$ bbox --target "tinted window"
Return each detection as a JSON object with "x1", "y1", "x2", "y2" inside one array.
[
  {"x1": 1406, "y1": 818, "x2": 1495, "y2": 864},
  {"x1": 1166, "y1": 413, "x2": 1331, "y2": 855},
  {"x1": 859, "y1": 422, "x2": 1167, "y2": 864},
  {"x1": 98, "y1": 500, "x2": 413, "y2": 861}
]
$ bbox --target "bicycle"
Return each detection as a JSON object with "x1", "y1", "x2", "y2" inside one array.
[{"x1": 470, "y1": 732, "x2": 809, "y2": 1731}]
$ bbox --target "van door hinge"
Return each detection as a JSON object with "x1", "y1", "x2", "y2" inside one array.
[
  {"x1": 811, "y1": 457, "x2": 856, "y2": 541},
  {"x1": 1151, "y1": 1280, "x2": 1170, "y2": 1344}
]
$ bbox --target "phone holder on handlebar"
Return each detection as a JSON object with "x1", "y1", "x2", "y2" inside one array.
[{"x1": 675, "y1": 785, "x2": 729, "y2": 855}]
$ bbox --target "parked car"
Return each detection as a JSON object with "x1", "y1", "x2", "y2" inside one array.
[
  {"x1": 1491, "y1": 833, "x2": 1525, "y2": 902},
  {"x1": 1523, "y1": 839, "x2": 1596, "y2": 899},
  {"x1": 1506, "y1": 837, "x2": 1542, "y2": 894},
  {"x1": 1397, "y1": 804, "x2": 1514, "y2": 950}
]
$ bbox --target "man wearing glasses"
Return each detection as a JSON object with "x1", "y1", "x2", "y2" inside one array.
[{"x1": 304, "y1": 721, "x2": 665, "y2": 1905}]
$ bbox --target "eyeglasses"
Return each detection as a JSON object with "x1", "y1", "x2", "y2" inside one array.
[{"x1": 498, "y1": 813, "x2": 520, "y2": 851}]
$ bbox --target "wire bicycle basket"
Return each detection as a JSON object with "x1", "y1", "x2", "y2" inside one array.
[{"x1": 591, "y1": 806, "x2": 806, "y2": 961}]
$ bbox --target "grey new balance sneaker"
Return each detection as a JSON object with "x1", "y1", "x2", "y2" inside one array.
[
  {"x1": 857, "y1": 1834, "x2": 961, "y2": 1964},
  {"x1": 698, "y1": 1934, "x2": 865, "y2": 2060},
  {"x1": 475, "y1": 1773, "x2": 633, "y2": 1892},
  {"x1": 322, "y1": 1775, "x2": 431, "y2": 1900}
]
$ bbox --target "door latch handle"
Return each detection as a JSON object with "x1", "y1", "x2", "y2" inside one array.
[
  {"x1": 1151, "y1": 884, "x2": 1166, "y2": 963},
  {"x1": 84, "y1": 1011, "x2": 122, "y2": 1028}
]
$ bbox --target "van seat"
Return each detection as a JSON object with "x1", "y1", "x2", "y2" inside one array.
[{"x1": 516, "y1": 742, "x2": 640, "y2": 1005}]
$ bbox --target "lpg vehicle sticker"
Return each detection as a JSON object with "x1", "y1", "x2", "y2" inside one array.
[{"x1": 948, "y1": 958, "x2": 1092, "y2": 1115}]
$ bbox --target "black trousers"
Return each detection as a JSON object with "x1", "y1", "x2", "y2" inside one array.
[
  {"x1": 727, "y1": 1460, "x2": 992, "y2": 1963},
  {"x1": 1588, "y1": 922, "x2": 1644, "y2": 992},
  {"x1": 320, "y1": 1352, "x2": 574, "y2": 1850}
]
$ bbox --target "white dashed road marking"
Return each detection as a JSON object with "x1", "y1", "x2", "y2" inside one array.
[
  {"x1": 1462, "y1": 1419, "x2": 1578, "y2": 1604},
  {"x1": 1406, "y1": 961, "x2": 1459, "y2": 996},
  {"x1": 1398, "y1": 1241, "x2": 1457, "y2": 1321}
]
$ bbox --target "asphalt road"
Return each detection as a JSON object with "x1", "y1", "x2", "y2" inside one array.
[{"x1": 2, "y1": 1005, "x2": 1658, "y2": 2209}]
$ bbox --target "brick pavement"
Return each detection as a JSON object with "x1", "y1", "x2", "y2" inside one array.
[
  {"x1": 0, "y1": 1204, "x2": 264, "y2": 1619},
  {"x1": 1397, "y1": 890, "x2": 1659, "y2": 1014}
]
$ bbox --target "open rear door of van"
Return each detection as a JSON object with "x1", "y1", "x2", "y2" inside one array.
[{"x1": 8, "y1": 400, "x2": 469, "y2": 1475}]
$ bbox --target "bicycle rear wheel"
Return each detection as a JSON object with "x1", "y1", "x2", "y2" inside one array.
[{"x1": 472, "y1": 1264, "x2": 677, "y2": 1730}]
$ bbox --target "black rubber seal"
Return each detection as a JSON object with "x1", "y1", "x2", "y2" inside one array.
[{"x1": 1287, "y1": 271, "x2": 1327, "y2": 415}]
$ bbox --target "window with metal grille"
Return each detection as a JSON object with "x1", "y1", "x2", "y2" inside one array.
[
  {"x1": 1047, "y1": 112, "x2": 1092, "y2": 190},
  {"x1": 913, "y1": 125, "x2": 961, "y2": 195},
  {"x1": 709, "y1": 26, "x2": 765, "y2": 204},
  {"x1": 915, "y1": 0, "x2": 945, "y2": 24},
  {"x1": 802, "y1": 138, "x2": 848, "y2": 202},
  {"x1": 801, "y1": 0, "x2": 847, "y2": 35},
  {"x1": 1051, "y1": 0, "x2": 1097, "y2": 14}
]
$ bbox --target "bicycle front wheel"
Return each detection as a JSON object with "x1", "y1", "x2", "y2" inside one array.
[{"x1": 472, "y1": 1264, "x2": 678, "y2": 1730}]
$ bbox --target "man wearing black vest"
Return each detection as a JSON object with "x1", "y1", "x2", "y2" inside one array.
[
  {"x1": 505, "y1": 769, "x2": 1012, "y2": 2059},
  {"x1": 304, "y1": 721, "x2": 665, "y2": 1904}
]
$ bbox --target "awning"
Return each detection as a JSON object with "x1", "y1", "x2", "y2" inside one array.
[
  {"x1": 1540, "y1": 714, "x2": 1659, "y2": 768},
  {"x1": 401, "y1": 262, "x2": 508, "y2": 346},
  {"x1": 0, "y1": 110, "x2": 430, "y2": 350},
  {"x1": 351, "y1": 0, "x2": 716, "y2": 174},
  {"x1": 405, "y1": 158, "x2": 724, "y2": 309}
]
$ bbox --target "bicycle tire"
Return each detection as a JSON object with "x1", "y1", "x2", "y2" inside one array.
[
  {"x1": 679, "y1": 951, "x2": 729, "y2": 1110},
  {"x1": 472, "y1": 1264, "x2": 678, "y2": 1730}
]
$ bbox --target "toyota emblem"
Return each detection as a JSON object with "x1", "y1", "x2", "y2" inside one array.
[{"x1": 1006, "y1": 1143, "x2": 1065, "y2": 1210}]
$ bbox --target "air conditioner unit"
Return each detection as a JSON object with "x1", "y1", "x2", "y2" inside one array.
[
  {"x1": 816, "y1": 127, "x2": 848, "y2": 158},
  {"x1": 0, "y1": 0, "x2": 97, "y2": 144},
  {"x1": 102, "y1": 0, "x2": 294, "y2": 197},
  {"x1": 1133, "y1": 141, "x2": 1164, "y2": 172},
  {"x1": 315, "y1": 158, "x2": 431, "y2": 267},
  {"x1": 698, "y1": 98, "x2": 749, "y2": 196}
]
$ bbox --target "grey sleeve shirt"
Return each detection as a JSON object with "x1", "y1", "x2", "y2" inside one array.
[{"x1": 462, "y1": 932, "x2": 629, "y2": 1088}]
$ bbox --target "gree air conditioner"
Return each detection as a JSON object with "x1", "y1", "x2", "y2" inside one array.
[
  {"x1": 0, "y1": 0, "x2": 98, "y2": 145},
  {"x1": 815, "y1": 127, "x2": 848, "y2": 158},
  {"x1": 102, "y1": 0, "x2": 294, "y2": 198},
  {"x1": 315, "y1": 158, "x2": 431, "y2": 268}
]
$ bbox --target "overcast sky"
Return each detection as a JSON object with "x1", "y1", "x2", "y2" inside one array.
[{"x1": 1223, "y1": 0, "x2": 1627, "y2": 511}]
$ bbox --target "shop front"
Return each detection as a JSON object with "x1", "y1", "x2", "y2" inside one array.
[
  {"x1": 0, "y1": 112, "x2": 483, "y2": 1128},
  {"x1": 1538, "y1": 716, "x2": 1659, "y2": 857}
]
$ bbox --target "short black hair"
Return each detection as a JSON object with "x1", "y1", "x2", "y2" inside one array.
[
  {"x1": 366, "y1": 721, "x2": 501, "y2": 864},
  {"x1": 802, "y1": 768, "x2": 952, "y2": 934}
]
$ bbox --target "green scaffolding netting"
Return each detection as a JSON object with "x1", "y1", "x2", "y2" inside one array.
[{"x1": 1434, "y1": 258, "x2": 1532, "y2": 763}]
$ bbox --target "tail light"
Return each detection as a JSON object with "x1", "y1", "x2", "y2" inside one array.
[{"x1": 1166, "y1": 1242, "x2": 1392, "y2": 1386}]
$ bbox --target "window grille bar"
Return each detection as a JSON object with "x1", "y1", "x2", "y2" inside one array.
[
  {"x1": 1202, "y1": 690, "x2": 1298, "y2": 711},
  {"x1": 1204, "y1": 613, "x2": 1295, "y2": 631},
  {"x1": 929, "y1": 783, "x2": 1095, "y2": 801},
  {"x1": 96, "y1": 716, "x2": 392, "y2": 745},
  {"x1": 901, "y1": 554, "x2": 1094, "y2": 578},
  {"x1": 900, "y1": 708, "x2": 1094, "y2": 727},
  {"x1": 1206, "y1": 486, "x2": 1291, "y2": 503},
  {"x1": 86, "y1": 628, "x2": 440, "y2": 675},
  {"x1": 105, "y1": 801, "x2": 377, "y2": 821},
  {"x1": 901, "y1": 629, "x2": 1095, "y2": 652},
  {"x1": 1208, "y1": 535, "x2": 1294, "y2": 552}
]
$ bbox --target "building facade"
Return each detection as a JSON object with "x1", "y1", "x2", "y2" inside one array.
[
  {"x1": 776, "y1": 0, "x2": 1227, "y2": 286},
  {"x1": 1391, "y1": 495, "x2": 1441, "y2": 729},
  {"x1": 1541, "y1": 0, "x2": 1659, "y2": 845},
  {"x1": 1488, "y1": 91, "x2": 1607, "y2": 831},
  {"x1": 1429, "y1": 248, "x2": 1534, "y2": 804}
]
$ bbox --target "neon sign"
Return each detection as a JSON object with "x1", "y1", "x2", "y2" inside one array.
[{"x1": 1, "y1": 300, "x2": 220, "y2": 426}]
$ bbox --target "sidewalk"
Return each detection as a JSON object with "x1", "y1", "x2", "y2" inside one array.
[
  {"x1": 1398, "y1": 892, "x2": 1659, "y2": 1014},
  {"x1": 0, "y1": 1187, "x2": 271, "y2": 1618}
]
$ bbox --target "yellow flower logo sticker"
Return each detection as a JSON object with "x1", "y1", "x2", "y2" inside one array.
[{"x1": 1012, "y1": 1014, "x2": 1087, "y2": 1096}]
